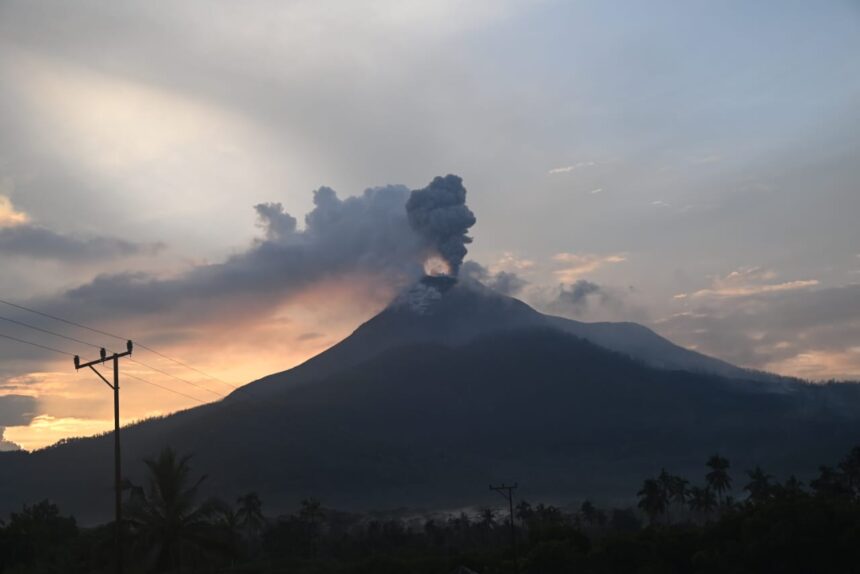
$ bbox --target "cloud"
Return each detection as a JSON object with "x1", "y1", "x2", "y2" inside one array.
[
  {"x1": 0, "y1": 195, "x2": 29, "y2": 227},
  {"x1": 556, "y1": 280, "x2": 603, "y2": 310},
  {"x1": 0, "y1": 394, "x2": 37, "y2": 451},
  {"x1": 254, "y1": 202, "x2": 298, "y2": 242},
  {"x1": 548, "y1": 161, "x2": 596, "y2": 174},
  {"x1": 0, "y1": 224, "x2": 164, "y2": 261},
  {"x1": 0, "y1": 394, "x2": 37, "y2": 427},
  {"x1": 494, "y1": 252, "x2": 535, "y2": 272},
  {"x1": 552, "y1": 252, "x2": 627, "y2": 283},
  {"x1": 656, "y1": 283, "x2": 860, "y2": 380},
  {"x1": 461, "y1": 260, "x2": 527, "y2": 296},
  {"x1": 548, "y1": 280, "x2": 619, "y2": 317},
  {"x1": 674, "y1": 267, "x2": 819, "y2": 299},
  {"x1": 0, "y1": 193, "x2": 163, "y2": 261}
]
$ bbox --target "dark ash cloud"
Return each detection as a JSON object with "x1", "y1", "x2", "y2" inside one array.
[
  {"x1": 406, "y1": 174, "x2": 476, "y2": 276},
  {"x1": 0, "y1": 224, "x2": 163, "y2": 262},
  {"x1": 254, "y1": 202, "x2": 298, "y2": 241},
  {"x1": 461, "y1": 260, "x2": 527, "y2": 296}
]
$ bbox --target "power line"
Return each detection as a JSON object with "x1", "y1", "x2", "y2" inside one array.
[
  {"x1": 0, "y1": 308, "x2": 229, "y2": 399},
  {"x1": 135, "y1": 343, "x2": 239, "y2": 390},
  {"x1": 0, "y1": 297, "x2": 240, "y2": 392},
  {"x1": 128, "y1": 358, "x2": 226, "y2": 399},
  {"x1": 124, "y1": 373, "x2": 210, "y2": 405},
  {"x1": 0, "y1": 332, "x2": 76, "y2": 356},
  {"x1": 0, "y1": 330, "x2": 209, "y2": 405},
  {"x1": 0, "y1": 297, "x2": 123, "y2": 341},
  {"x1": 0, "y1": 313, "x2": 102, "y2": 350}
]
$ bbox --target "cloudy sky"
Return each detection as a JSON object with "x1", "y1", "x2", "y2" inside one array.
[{"x1": 1, "y1": 0, "x2": 858, "y2": 450}]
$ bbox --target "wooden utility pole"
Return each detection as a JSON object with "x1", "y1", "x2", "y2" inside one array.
[
  {"x1": 74, "y1": 340, "x2": 133, "y2": 574},
  {"x1": 490, "y1": 482, "x2": 519, "y2": 573}
]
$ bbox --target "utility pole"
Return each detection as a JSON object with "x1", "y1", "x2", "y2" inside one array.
[
  {"x1": 490, "y1": 482, "x2": 519, "y2": 573},
  {"x1": 74, "y1": 340, "x2": 133, "y2": 574}
]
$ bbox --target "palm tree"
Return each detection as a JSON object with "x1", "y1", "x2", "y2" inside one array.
[
  {"x1": 658, "y1": 469, "x2": 688, "y2": 522},
  {"x1": 687, "y1": 486, "x2": 716, "y2": 521},
  {"x1": 515, "y1": 500, "x2": 534, "y2": 526},
  {"x1": 580, "y1": 500, "x2": 598, "y2": 526},
  {"x1": 779, "y1": 475, "x2": 805, "y2": 499},
  {"x1": 744, "y1": 466, "x2": 774, "y2": 504},
  {"x1": 236, "y1": 492, "x2": 265, "y2": 536},
  {"x1": 637, "y1": 478, "x2": 667, "y2": 525},
  {"x1": 706, "y1": 454, "x2": 732, "y2": 505},
  {"x1": 477, "y1": 507, "x2": 497, "y2": 529},
  {"x1": 125, "y1": 447, "x2": 222, "y2": 572}
]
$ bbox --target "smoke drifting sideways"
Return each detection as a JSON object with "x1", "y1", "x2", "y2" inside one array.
[
  {"x1": 19, "y1": 175, "x2": 479, "y2": 339},
  {"x1": 406, "y1": 175, "x2": 476, "y2": 277}
]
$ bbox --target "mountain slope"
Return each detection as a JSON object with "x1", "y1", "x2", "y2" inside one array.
[{"x1": 2, "y1": 324, "x2": 857, "y2": 524}]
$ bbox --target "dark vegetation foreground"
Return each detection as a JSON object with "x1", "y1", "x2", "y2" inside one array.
[{"x1": 3, "y1": 445, "x2": 860, "y2": 574}]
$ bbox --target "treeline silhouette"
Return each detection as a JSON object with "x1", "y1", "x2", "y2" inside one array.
[{"x1": 3, "y1": 444, "x2": 860, "y2": 573}]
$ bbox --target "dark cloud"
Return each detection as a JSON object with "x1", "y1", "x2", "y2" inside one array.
[
  {"x1": 32, "y1": 182, "x2": 431, "y2": 326},
  {"x1": 0, "y1": 394, "x2": 37, "y2": 427},
  {"x1": 406, "y1": 175, "x2": 476, "y2": 276},
  {"x1": 254, "y1": 203, "x2": 297, "y2": 241},
  {"x1": 0, "y1": 394, "x2": 37, "y2": 451},
  {"x1": 461, "y1": 261, "x2": 527, "y2": 296},
  {"x1": 0, "y1": 429, "x2": 22, "y2": 452},
  {"x1": 0, "y1": 224, "x2": 163, "y2": 262}
]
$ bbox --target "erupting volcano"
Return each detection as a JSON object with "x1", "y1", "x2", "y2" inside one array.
[{"x1": 1, "y1": 175, "x2": 856, "y2": 525}]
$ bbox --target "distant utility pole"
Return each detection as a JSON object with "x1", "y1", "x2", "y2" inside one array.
[
  {"x1": 490, "y1": 482, "x2": 519, "y2": 573},
  {"x1": 74, "y1": 340, "x2": 133, "y2": 574}
]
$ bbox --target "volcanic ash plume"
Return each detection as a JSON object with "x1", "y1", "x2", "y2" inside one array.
[{"x1": 406, "y1": 174, "x2": 476, "y2": 276}]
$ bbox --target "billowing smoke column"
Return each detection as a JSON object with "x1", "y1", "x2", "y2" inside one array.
[{"x1": 406, "y1": 174, "x2": 476, "y2": 276}]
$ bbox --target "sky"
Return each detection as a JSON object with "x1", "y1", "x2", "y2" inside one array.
[{"x1": 0, "y1": 0, "x2": 859, "y2": 450}]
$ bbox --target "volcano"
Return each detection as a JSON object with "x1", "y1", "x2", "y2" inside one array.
[{"x1": 2, "y1": 277, "x2": 860, "y2": 523}]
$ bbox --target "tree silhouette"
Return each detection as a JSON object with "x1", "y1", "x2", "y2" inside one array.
[
  {"x1": 477, "y1": 507, "x2": 497, "y2": 530},
  {"x1": 637, "y1": 478, "x2": 667, "y2": 525},
  {"x1": 658, "y1": 469, "x2": 688, "y2": 521},
  {"x1": 516, "y1": 500, "x2": 534, "y2": 525},
  {"x1": 706, "y1": 454, "x2": 732, "y2": 505},
  {"x1": 125, "y1": 447, "x2": 222, "y2": 571},
  {"x1": 777, "y1": 475, "x2": 806, "y2": 499},
  {"x1": 838, "y1": 446, "x2": 860, "y2": 496},
  {"x1": 580, "y1": 500, "x2": 598, "y2": 526},
  {"x1": 236, "y1": 492, "x2": 265, "y2": 536},
  {"x1": 687, "y1": 486, "x2": 716, "y2": 519},
  {"x1": 744, "y1": 466, "x2": 774, "y2": 504}
]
